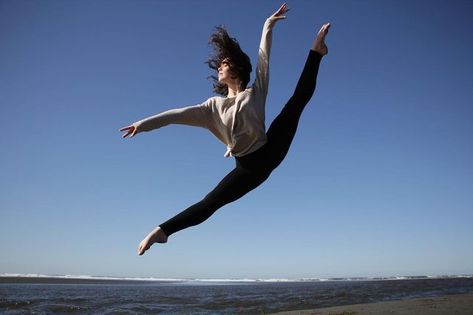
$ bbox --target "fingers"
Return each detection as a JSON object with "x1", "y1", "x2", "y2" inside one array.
[
  {"x1": 276, "y1": 3, "x2": 285, "y2": 14},
  {"x1": 119, "y1": 125, "x2": 136, "y2": 138},
  {"x1": 277, "y1": 3, "x2": 289, "y2": 14},
  {"x1": 120, "y1": 127, "x2": 131, "y2": 138},
  {"x1": 272, "y1": 3, "x2": 289, "y2": 20}
]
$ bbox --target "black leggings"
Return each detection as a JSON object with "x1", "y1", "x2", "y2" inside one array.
[{"x1": 160, "y1": 50, "x2": 323, "y2": 237}]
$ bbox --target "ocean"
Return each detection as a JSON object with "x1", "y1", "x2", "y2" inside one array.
[{"x1": 1, "y1": 275, "x2": 473, "y2": 314}]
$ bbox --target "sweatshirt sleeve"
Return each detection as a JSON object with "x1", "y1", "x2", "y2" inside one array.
[
  {"x1": 132, "y1": 98, "x2": 214, "y2": 134},
  {"x1": 253, "y1": 18, "x2": 276, "y2": 96}
]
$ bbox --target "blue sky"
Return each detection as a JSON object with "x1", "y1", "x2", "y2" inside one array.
[{"x1": 1, "y1": 0, "x2": 472, "y2": 279}]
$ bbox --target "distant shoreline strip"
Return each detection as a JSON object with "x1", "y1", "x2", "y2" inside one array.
[{"x1": 1, "y1": 274, "x2": 472, "y2": 285}]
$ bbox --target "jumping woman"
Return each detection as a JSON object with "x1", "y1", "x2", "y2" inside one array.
[{"x1": 120, "y1": 3, "x2": 331, "y2": 255}]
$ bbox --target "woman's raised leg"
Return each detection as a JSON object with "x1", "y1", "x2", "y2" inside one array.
[{"x1": 265, "y1": 23, "x2": 330, "y2": 170}]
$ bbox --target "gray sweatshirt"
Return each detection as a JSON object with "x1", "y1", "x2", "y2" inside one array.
[{"x1": 133, "y1": 18, "x2": 275, "y2": 157}]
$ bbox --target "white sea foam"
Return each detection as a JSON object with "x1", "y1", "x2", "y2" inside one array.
[
  {"x1": 1, "y1": 273, "x2": 472, "y2": 282},
  {"x1": 0, "y1": 273, "x2": 182, "y2": 282}
]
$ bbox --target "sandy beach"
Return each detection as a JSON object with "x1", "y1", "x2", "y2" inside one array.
[{"x1": 272, "y1": 293, "x2": 473, "y2": 315}]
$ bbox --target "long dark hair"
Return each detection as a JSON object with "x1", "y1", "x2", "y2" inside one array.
[{"x1": 206, "y1": 26, "x2": 252, "y2": 96}]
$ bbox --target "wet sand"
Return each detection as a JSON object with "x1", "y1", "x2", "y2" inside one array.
[{"x1": 272, "y1": 293, "x2": 473, "y2": 314}]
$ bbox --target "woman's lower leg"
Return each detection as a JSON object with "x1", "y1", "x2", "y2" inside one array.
[{"x1": 147, "y1": 164, "x2": 266, "y2": 240}]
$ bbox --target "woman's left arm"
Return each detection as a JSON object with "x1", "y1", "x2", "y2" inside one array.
[{"x1": 254, "y1": 3, "x2": 290, "y2": 95}]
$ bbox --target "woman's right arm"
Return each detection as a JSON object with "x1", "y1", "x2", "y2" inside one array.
[{"x1": 120, "y1": 99, "x2": 213, "y2": 138}]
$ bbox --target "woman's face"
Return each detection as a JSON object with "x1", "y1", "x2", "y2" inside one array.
[{"x1": 218, "y1": 59, "x2": 236, "y2": 85}]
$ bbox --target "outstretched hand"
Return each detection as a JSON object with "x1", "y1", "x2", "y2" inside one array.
[
  {"x1": 120, "y1": 125, "x2": 137, "y2": 138},
  {"x1": 270, "y1": 3, "x2": 290, "y2": 21}
]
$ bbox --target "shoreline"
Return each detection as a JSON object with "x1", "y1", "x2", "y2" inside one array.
[
  {"x1": 272, "y1": 293, "x2": 473, "y2": 315},
  {"x1": 1, "y1": 274, "x2": 471, "y2": 284}
]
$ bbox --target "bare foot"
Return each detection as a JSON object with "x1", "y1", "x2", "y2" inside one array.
[
  {"x1": 312, "y1": 22, "x2": 331, "y2": 55},
  {"x1": 138, "y1": 226, "x2": 168, "y2": 256}
]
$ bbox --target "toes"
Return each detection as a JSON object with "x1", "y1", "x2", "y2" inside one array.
[
  {"x1": 324, "y1": 23, "x2": 331, "y2": 34},
  {"x1": 138, "y1": 245, "x2": 147, "y2": 256},
  {"x1": 138, "y1": 239, "x2": 148, "y2": 255}
]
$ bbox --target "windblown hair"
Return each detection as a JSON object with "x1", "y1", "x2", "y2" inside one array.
[{"x1": 206, "y1": 26, "x2": 252, "y2": 96}]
